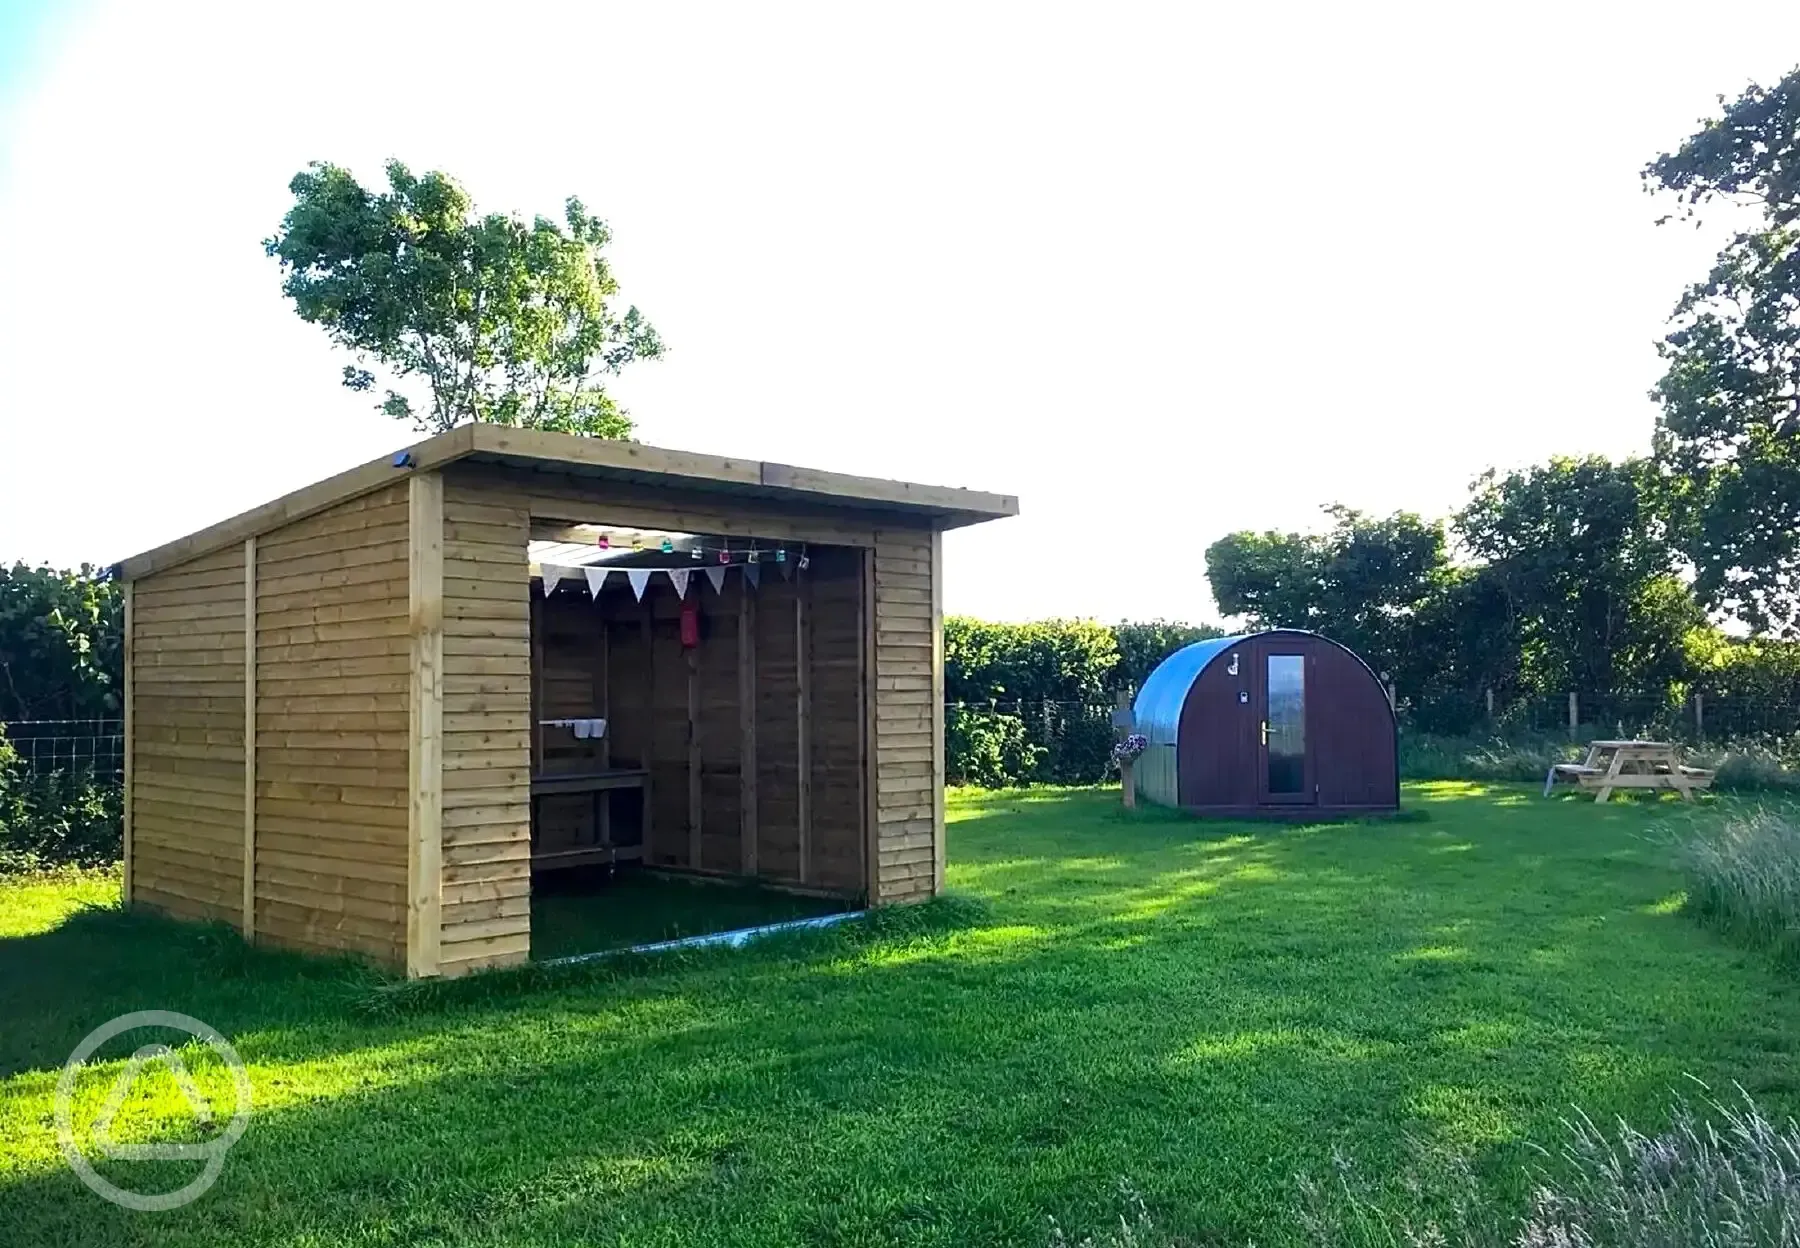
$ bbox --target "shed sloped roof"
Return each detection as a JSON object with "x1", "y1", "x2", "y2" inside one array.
[{"x1": 116, "y1": 424, "x2": 1019, "y2": 581}]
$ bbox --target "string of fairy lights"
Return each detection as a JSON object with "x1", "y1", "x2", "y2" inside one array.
[
  {"x1": 532, "y1": 531, "x2": 813, "y2": 601},
  {"x1": 578, "y1": 531, "x2": 810, "y2": 570}
]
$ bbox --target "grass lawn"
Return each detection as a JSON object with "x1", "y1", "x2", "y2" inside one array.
[{"x1": 2, "y1": 783, "x2": 1798, "y2": 1246}]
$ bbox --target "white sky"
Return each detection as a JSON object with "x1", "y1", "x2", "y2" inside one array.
[{"x1": 1, "y1": 1, "x2": 1795, "y2": 622}]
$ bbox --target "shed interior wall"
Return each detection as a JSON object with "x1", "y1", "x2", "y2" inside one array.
[{"x1": 531, "y1": 545, "x2": 866, "y2": 891}]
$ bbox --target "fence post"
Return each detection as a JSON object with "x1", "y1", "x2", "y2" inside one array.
[
  {"x1": 1568, "y1": 691, "x2": 1579, "y2": 741},
  {"x1": 1113, "y1": 690, "x2": 1136, "y2": 810},
  {"x1": 1694, "y1": 692, "x2": 1704, "y2": 741},
  {"x1": 1485, "y1": 687, "x2": 1494, "y2": 720},
  {"x1": 1385, "y1": 680, "x2": 1396, "y2": 712}
]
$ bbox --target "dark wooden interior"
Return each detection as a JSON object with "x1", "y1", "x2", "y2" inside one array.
[{"x1": 528, "y1": 544, "x2": 867, "y2": 894}]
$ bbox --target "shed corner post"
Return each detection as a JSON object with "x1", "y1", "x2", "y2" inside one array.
[
  {"x1": 738, "y1": 578, "x2": 759, "y2": 878},
  {"x1": 930, "y1": 528, "x2": 946, "y2": 895},
  {"x1": 406, "y1": 470, "x2": 445, "y2": 979},
  {"x1": 121, "y1": 578, "x2": 134, "y2": 909},
  {"x1": 860, "y1": 543, "x2": 879, "y2": 905},
  {"x1": 243, "y1": 535, "x2": 257, "y2": 941}
]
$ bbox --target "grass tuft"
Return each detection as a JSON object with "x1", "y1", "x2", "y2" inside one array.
[
  {"x1": 1677, "y1": 806, "x2": 1800, "y2": 966},
  {"x1": 1065, "y1": 1086, "x2": 1800, "y2": 1247}
]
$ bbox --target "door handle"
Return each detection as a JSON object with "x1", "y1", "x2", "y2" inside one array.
[{"x1": 1261, "y1": 720, "x2": 1269, "y2": 746}]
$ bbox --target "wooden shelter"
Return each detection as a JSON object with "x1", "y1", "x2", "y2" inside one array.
[
  {"x1": 1131, "y1": 630, "x2": 1398, "y2": 816},
  {"x1": 113, "y1": 425, "x2": 1016, "y2": 977}
]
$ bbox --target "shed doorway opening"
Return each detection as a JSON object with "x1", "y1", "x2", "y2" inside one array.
[{"x1": 524, "y1": 528, "x2": 866, "y2": 957}]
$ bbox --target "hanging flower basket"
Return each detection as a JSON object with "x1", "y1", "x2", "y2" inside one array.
[{"x1": 1111, "y1": 734, "x2": 1148, "y2": 768}]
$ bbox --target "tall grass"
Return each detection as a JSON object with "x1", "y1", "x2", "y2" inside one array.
[
  {"x1": 1680, "y1": 807, "x2": 1800, "y2": 965},
  {"x1": 1056, "y1": 1089, "x2": 1800, "y2": 1247},
  {"x1": 1520, "y1": 1089, "x2": 1800, "y2": 1247},
  {"x1": 1399, "y1": 732, "x2": 1581, "y2": 783}
]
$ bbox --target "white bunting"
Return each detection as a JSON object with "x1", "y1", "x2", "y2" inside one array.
[
  {"x1": 704, "y1": 566, "x2": 727, "y2": 595},
  {"x1": 744, "y1": 564, "x2": 761, "y2": 590},
  {"x1": 626, "y1": 568, "x2": 653, "y2": 602},
  {"x1": 540, "y1": 564, "x2": 574, "y2": 595},
  {"x1": 584, "y1": 566, "x2": 613, "y2": 598},
  {"x1": 667, "y1": 568, "x2": 692, "y2": 599}
]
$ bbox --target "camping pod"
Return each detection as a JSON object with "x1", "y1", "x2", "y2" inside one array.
[{"x1": 1132, "y1": 630, "x2": 1398, "y2": 815}]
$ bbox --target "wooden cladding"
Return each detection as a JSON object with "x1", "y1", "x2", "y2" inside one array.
[
  {"x1": 125, "y1": 458, "x2": 959, "y2": 978},
  {"x1": 869, "y1": 529, "x2": 940, "y2": 902},
  {"x1": 252, "y1": 483, "x2": 411, "y2": 964},
  {"x1": 129, "y1": 542, "x2": 247, "y2": 927},
  {"x1": 437, "y1": 480, "x2": 533, "y2": 977}
]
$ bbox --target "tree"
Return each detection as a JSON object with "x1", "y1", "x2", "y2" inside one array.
[
  {"x1": 1454, "y1": 457, "x2": 1700, "y2": 703},
  {"x1": 266, "y1": 160, "x2": 663, "y2": 438},
  {"x1": 1645, "y1": 67, "x2": 1800, "y2": 632}
]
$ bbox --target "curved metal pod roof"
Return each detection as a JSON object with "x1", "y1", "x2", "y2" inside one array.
[{"x1": 1131, "y1": 635, "x2": 1247, "y2": 807}]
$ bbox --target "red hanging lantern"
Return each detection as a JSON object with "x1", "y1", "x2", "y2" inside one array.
[{"x1": 680, "y1": 597, "x2": 700, "y2": 649}]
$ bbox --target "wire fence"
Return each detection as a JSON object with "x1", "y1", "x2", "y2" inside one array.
[
  {"x1": 1, "y1": 693, "x2": 1795, "y2": 791},
  {"x1": 950, "y1": 694, "x2": 1800, "y2": 740},
  {"x1": 1395, "y1": 691, "x2": 1800, "y2": 745},
  {"x1": 1, "y1": 719, "x2": 125, "y2": 781},
  {"x1": 945, "y1": 691, "x2": 1800, "y2": 787}
]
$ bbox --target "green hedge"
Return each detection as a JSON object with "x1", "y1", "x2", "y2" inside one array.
[
  {"x1": 943, "y1": 618, "x2": 1223, "y2": 787},
  {"x1": 0, "y1": 726, "x2": 121, "y2": 872}
]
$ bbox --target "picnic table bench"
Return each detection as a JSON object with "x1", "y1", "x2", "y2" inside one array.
[{"x1": 1543, "y1": 740, "x2": 1713, "y2": 803}]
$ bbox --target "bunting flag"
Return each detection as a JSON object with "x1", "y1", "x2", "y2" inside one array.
[{"x1": 542, "y1": 560, "x2": 794, "y2": 601}]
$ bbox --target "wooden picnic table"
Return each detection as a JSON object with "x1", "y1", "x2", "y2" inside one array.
[{"x1": 1542, "y1": 740, "x2": 1714, "y2": 803}]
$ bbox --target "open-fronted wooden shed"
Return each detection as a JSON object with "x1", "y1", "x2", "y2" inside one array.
[{"x1": 114, "y1": 425, "x2": 1016, "y2": 977}]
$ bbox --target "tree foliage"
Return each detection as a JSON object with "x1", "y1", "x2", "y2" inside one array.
[
  {"x1": 0, "y1": 564, "x2": 122, "y2": 721},
  {"x1": 1206, "y1": 506, "x2": 1448, "y2": 688},
  {"x1": 1202, "y1": 458, "x2": 1703, "y2": 730},
  {"x1": 1456, "y1": 457, "x2": 1698, "y2": 700},
  {"x1": 266, "y1": 160, "x2": 663, "y2": 438},
  {"x1": 1645, "y1": 67, "x2": 1800, "y2": 632}
]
